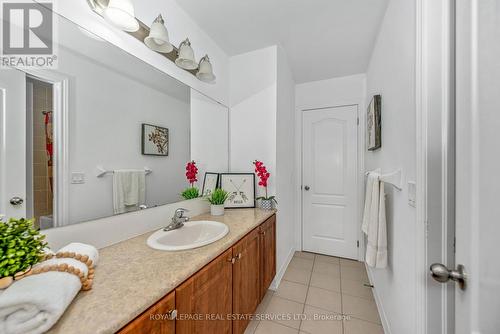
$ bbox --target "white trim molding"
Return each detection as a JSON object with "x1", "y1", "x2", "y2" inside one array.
[
  {"x1": 416, "y1": 0, "x2": 456, "y2": 333},
  {"x1": 24, "y1": 69, "x2": 70, "y2": 227}
]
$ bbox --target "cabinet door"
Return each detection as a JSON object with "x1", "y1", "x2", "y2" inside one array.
[
  {"x1": 260, "y1": 215, "x2": 276, "y2": 300},
  {"x1": 176, "y1": 248, "x2": 233, "y2": 334},
  {"x1": 232, "y1": 228, "x2": 261, "y2": 334},
  {"x1": 119, "y1": 291, "x2": 175, "y2": 334}
]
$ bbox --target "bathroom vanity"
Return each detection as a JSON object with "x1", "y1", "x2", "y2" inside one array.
[{"x1": 47, "y1": 209, "x2": 276, "y2": 334}]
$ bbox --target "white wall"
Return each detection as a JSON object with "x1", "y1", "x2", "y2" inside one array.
[
  {"x1": 364, "y1": 0, "x2": 416, "y2": 333},
  {"x1": 49, "y1": 0, "x2": 230, "y2": 106},
  {"x1": 275, "y1": 46, "x2": 296, "y2": 284},
  {"x1": 56, "y1": 46, "x2": 190, "y2": 225},
  {"x1": 295, "y1": 74, "x2": 367, "y2": 252},
  {"x1": 190, "y1": 89, "x2": 230, "y2": 182},
  {"x1": 229, "y1": 45, "x2": 296, "y2": 287},
  {"x1": 229, "y1": 46, "x2": 277, "y2": 197}
]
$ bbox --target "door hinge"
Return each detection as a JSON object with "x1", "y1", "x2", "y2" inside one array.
[
  {"x1": 357, "y1": 117, "x2": 360, "y2": 125},
  {"x1": 357, "y1": 240, "x2": 360, "y2": 248}
]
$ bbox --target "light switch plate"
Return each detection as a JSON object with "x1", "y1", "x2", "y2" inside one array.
[
  {"x1": 71, "y1": 172, "x2": 85, "y2": 184},
  {"x1": 408, "y1": 181, "x2": 416, "y2": 207}
]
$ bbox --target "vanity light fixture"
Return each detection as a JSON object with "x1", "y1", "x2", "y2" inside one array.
[
  {"x1": 86, "y1": 1, "x2": 216, "y2": 83},
  {"x1": 103, "y1": 0, "x2": 139, "y2": 32},
  {"x1": 196, "y1": 55, "x2": 216, "y2": 83},
  {"x1": 144, "y1": 15, "x2": 173, "y2": 53},
  {"x1": 175, "y1": 38, "x2": 198, "y2": 70}
]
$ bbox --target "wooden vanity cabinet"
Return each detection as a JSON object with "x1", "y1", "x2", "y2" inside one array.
[
  {"x1": 118, "y1": 291, "x2": 175, "y2": 334},
  {"x1": 232, "y1": 227, "x2": 261, "y2": 334},
  {"x1": 118, "y1": 214, "x2": 276, "y2": 334},
  {"x1": 259, "y1": 215, "x2": 276, "y2": 300},
  {"x1": 175, "y1": 248, "x2": 233, "y2": 334}
]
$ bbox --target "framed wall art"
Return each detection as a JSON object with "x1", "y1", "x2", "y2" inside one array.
[
  {"x1": 367, "y1": 95, "x2": 382, "y2": 151},
  {"x1": 220, "y1": 173, "x2": 255, "y2": 208},
  {"x1": 202, "y1": 172, "x2": 219, "y2": 197},
  {"x1": 142, "y1": 123, "x2": 169, "y2": 156}
]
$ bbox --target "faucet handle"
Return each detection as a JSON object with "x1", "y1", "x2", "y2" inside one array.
[{"x1": 174, "y1": 208, "x2": 189, "y2": 218}]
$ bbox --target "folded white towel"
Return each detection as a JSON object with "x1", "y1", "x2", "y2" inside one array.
[
  {"x1": 0, "y1": 243, "x2": 99, "y2": 334},
  {"x1": 113, "y1": 170, "x2": 146, "y2": 214},
  {"x1": 59, "y1": 243, "x2": 99, "y2": 267},
  {"x1": 362, "y1": 172, "x2": 380, "y2": 234},
  {"x1": 364, "y1": 177, "x2": 388, "y2": 269}
]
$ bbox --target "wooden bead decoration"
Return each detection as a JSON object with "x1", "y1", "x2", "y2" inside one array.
[{"x1": 17, "y1": 251, "x2": 96, "y2": 291}]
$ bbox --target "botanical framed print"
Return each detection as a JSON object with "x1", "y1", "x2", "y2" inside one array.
[
  {"x1": 220, "y1": 173, "x2": 255, "y2": 208},
  {"x1": 367, "y1": 95, "x2": 382, "y2": 151},
  {"x1": 202, "y1": 172, "x2": 219, "y2": 197},
  {"x1": 366, "y1": 95, "x2": 382, "y2": 151},
  {"x1": 142, "y1": 124, "x2": 169, "y2": 156}
]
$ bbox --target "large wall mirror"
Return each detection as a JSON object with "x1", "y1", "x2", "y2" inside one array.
[{"x1": 0, "y1": 6, "x2": 229, "y2": 229}]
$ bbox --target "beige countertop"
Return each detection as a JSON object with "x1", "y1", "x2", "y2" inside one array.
[{"x1": 47, "y1": 208, "x2": 276, "y2": 334}]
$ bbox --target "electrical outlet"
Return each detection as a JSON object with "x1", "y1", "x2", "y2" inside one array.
[
  {"x1": 408, "y1": 181, "x2": 416, "y2": 207},
  {"x1": 71, "y1": 172, "x2": 85, "y2": 184}
]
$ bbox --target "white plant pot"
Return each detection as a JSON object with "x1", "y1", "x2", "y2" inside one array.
[{"x1": 211, "y1": 204, "x2": 225, "y2": 216}]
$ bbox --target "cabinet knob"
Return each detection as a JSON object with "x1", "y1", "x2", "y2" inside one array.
[
  {"x1": 228, "y1": 257, "x2": 236, "y2": 264},
  {"x1": 236, "y1": 253, "x2": 242, "y2": 260}
]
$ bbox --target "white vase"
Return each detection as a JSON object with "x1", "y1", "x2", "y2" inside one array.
[{"x1": 211, "y1": 204, "x2": 225, "y2": 216}]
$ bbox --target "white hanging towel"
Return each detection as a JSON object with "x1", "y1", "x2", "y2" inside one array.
[
  {"x1": 113, "y1": 170, "x2": 146, "y2": 214},
  {"x1": 362, "y1": 173, "x2": 388, "y2": 268}
]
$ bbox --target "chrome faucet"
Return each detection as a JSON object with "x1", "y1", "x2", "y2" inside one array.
[{"x1": 164, "y1": 208, "x2": 190, "y2": 231}]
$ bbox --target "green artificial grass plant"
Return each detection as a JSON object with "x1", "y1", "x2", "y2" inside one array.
[
  {"x1": 0, "y1": 218, "x2": 47, "y2": 278},
  {"x1": 206, "y1": 188, "x2": 229, "y2": 205}
]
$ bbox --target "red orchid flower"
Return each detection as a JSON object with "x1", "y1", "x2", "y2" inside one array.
[{"x1": 185, "y1": 161, "x2": 198, "y2": 185}]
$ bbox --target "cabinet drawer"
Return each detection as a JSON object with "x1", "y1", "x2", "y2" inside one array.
[{"x1": 118, "y1": 291, "x2": 175, "y2": 334}]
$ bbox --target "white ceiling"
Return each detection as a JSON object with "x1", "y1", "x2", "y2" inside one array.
[{"x1": 174, "y1": 0, "x2": 389, "y2": 83}]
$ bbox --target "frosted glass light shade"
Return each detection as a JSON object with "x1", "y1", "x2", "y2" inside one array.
[
  {"x1": 144, "y1": 15, "x2": 173, "y2": 53},
  {"x1": 196, "y1": 55, "x2": 216, "y2": 83},
  {"x1": 104, "y1": 0, "x2": 139, "y2": 32},
  {"x1": 175, "y1": 38, "x2": 198, "y2": 70}
]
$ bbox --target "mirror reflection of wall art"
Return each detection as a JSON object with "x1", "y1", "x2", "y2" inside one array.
[
  {"x1": 142, "y1": 124, "x2": 169, "y2": 156},
  {"x1": 202, "y1": 172, "x2": 219, "y2": 196},
  {"x1": 220, "y1": 173, "x2": 255, "y2": 208},
  {"x1": 367, "y1": 95, "x2": 382, "y2": 151}
]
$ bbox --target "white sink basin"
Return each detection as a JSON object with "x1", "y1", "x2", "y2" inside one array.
[{"x1": 147, "y1": 220, "x2": 229, "y2": 251}]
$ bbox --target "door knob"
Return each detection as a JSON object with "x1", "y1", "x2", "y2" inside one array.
[
  {"x1": 304, "y1": 186, "x2": 310, "y2": 191},
  {"x1": 430, "y1": 263, "x2": 467, "y2": 290},
  {"x1": 9, "y1": 197, "x2": 24, "y2": 206}
]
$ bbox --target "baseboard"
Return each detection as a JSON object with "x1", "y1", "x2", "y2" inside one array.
[
  {"x1": 269, "y1": 247, "x2": 295, "y2": 291},
  {"x1": 365, "y1": 263, "x2": 392, "y2": 334}
]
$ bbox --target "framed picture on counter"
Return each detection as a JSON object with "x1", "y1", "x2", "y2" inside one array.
[
  {"x1": 202, "y1": 172, "x2": 219, "y2": 197},
  {"x1": 220, "y1": 173, "x2": 255, "y2": 208}
]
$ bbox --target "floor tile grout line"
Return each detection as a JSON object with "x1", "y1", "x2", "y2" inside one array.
[{"x1": 339, "y1": 257, "x2": 345, "y2": 334}]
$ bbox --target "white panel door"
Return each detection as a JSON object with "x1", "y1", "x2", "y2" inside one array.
[
  {"x1": 302, "y1": 105, "x2": 358, "y2": 259},
  {"x1": 453, "y1": 0, "x2": 500, "y2": 332},
  {"x1": 0, "y1": 69, "x2": 26, "y2": 220}
]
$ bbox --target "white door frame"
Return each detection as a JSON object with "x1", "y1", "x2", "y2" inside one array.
[
  {"x1": 24, "y1": 69, "x2": 69, "y2": 227},
  {"x1": 295, "y1": 99, "x2": 365, "y2": 260},
  {"x1": 415, "y1": 0, "x2": 455, "y2": 333}
]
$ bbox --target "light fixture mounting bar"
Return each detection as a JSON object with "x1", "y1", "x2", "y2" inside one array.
[{"x1": 86, "y1": 0, "x2": 198, "y2": 76}]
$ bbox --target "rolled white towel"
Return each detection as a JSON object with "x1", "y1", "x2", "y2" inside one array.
[
  {"x1": 0, "y1": 243, "x2": 99, "y2": 334},
  {"x1": 0, "y1": 271, "x2": 81, "y2": 334},
  {"x1": 58, "y1": 243, "x2": 99, "y2": 267}
]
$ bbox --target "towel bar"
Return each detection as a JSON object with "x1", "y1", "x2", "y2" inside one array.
[
  {"x1": 96, "y1": 166, "x2": 152, "y2": 178},
  {"x1": 365, "y1": 169, "x2": 402, "y2": 191}
]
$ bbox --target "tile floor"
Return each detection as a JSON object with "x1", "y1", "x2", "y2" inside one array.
[{"x1": 245, "y1": 251, "x2": 385, "y2": 334}]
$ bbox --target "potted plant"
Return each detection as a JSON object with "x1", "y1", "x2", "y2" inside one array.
[
  {"x1": 253, "y1": 160, "x2": 277, "y2": 210},
  {"x1": 207, "y1": 188, "x2": 229, "y2": 216},
  {"x1": 0, "y1": 218, "x2": 47, "y2": 289},
  {"x1": 181, "y1": 160, "x2": 200, "y2": 200}
]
